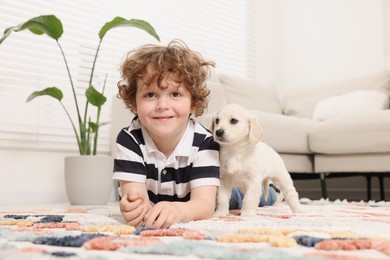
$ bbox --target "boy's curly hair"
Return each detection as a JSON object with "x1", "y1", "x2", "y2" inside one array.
[{"x1": 117, "y1": 40, "x2": 215, "y2": 117}]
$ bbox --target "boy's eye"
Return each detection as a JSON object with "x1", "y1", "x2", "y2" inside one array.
[
  {"x1": 171, "y1": 92, "x2": 180, "y2": 97},
  {"x1": 144, "y1": 92, "x2": 155, "y2": 98}
]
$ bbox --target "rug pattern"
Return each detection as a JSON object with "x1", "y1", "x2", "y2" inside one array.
[{"x1": 0, "y1": 199, "x2": 390, "y2": 259}]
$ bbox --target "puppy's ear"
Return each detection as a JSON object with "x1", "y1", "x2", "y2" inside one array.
[
  {"x1": 211, "y1": 116, "x2": 216, "y2": 133},
  {"x1": 248, "y1": 116, "x2": 263, "y2": 144}
]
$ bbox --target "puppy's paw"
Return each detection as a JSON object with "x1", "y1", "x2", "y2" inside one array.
[
  {"x1": 292, "y1": 208, "x2": 304, "y2": 214},
  {"x1": 214, "y1": 209, "x2": 229, "y2": 217},
  {"x1": 240, "y1": 209, "x2": 257, "y2": 217}
]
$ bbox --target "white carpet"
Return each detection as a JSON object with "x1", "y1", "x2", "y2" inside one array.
[{"x1": 0, "y1": 199, "x2": 390, "y2": 259}]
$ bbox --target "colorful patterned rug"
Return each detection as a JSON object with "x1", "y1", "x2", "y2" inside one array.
[{"x1": 1, "y1": 199, "x2": 390, "y2": 260}]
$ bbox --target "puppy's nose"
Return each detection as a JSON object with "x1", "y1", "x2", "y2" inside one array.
[{"x1": 215, "y1": 129, "x2": 224, "y2": 137}]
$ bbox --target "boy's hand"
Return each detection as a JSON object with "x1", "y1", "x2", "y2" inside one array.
[
  {"x1": 144, "y1": 201, "x2": 182, "y2": 228},
  {"x1": 120, "y1": 190, "x2": 149, "y2": 227}
]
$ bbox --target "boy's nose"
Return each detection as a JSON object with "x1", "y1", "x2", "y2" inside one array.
[{"x1": 156, "y1": 96, "x2": 169, "y2": 110}]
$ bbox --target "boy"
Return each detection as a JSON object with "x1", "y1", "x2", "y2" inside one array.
[{"x1": 113, "y1": 40, "x2": 276, "y2": 228}]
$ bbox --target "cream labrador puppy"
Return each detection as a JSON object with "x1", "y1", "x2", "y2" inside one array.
[{"x1": 212, "y1": 104, "x2": 302, "y2": 216}]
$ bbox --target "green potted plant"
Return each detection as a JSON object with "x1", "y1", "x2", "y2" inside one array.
[{"x1": 0, "y1": 15, "x2": 160, "y2": 204}]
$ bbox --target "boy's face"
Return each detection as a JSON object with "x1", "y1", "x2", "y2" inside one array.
[{"x1": 135, "y1": 73, "x2": 195, "y2": 142}]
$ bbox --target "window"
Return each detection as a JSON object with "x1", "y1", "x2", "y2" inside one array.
[{"x1": 0, "y1": 0, "x2": 255, "y2": 153}]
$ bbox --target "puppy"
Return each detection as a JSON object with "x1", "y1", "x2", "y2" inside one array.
[{"x1": 212, "y1": 104, "x2": 302, "y2": 216}]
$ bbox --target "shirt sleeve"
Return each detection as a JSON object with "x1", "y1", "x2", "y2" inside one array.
[
  {"x1": 112, "y1": 127, "x2": 147, "y2": 183},
  {"x1": 190, "y1": 134, "x2": 220, "y2": 188}
]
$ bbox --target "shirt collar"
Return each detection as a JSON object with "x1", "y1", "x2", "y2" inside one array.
[
  {"x1": 141, "y1": 119, "x2": 195, "y2": 158},
  {"x1": 175, "y1": 119, "x2": 195, "y2": 157}
]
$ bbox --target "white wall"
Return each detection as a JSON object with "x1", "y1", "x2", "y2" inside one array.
[
  {"x1": 254, "y1": 0, "x2": 385, "y2": 88},
  {"x1": 383, "y1": 0, "x2": 390, "y2": 68},
  {"x1": 0, "y1": 148, "x2": 117, "y2": 204},
  {"x1": 0, "y1": 0, "x2": 386, "y2": 204},
  {"x1": 0, "y1": 149, "x2": 70, "y2": 204}
]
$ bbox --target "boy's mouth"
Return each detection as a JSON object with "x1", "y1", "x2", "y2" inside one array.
[{"x1": 152, "y1": 116, "x2": 174, "y2": 120}]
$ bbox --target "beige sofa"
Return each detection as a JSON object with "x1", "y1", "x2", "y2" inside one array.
[{"x1": 110, "y1": 71, "x2": 390, "y2": 200}]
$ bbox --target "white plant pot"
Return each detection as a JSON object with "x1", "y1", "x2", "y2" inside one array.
[{"x1": 64, "y1": 155, "x2": 114, "y2": 205}]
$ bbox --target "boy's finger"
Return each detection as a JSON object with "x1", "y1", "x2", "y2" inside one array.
[
  {"x1": 144, "y1": 208, "x2": 161, "y2": 227},
  {"x1": 120, "y1": 198, "x2": 142, "y2": 212},
  {"x1": 126, "y1": 190, "x2": 140, "y2": 201},
  {"x1": 124, "y1": 206, "x2": 145, "y2": 227},
  {"x1": 119, "y1": 194, "x2": 128, "y2": 209}
]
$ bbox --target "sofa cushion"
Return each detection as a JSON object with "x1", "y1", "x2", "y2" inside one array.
[
  {"x1": 219, "y1": 73, "x2": 283, "y2": 114},
  {"x1": 312, "y1": 90, "x2": 389, "y2": 121},
  {"x1": 283, "y1": 71, "x2": 390, "y2": 118},
  {"x1": 280, "y1": 154, "x2": 314, "y2": 173},
  {"x1": 196, "y1": 112, "x2": 214, "y2": 130},
  {"x1": 315, "y1": 154, "x2": 390, "y2": 173},
  {"x1": 250, "y1": 110, "x2": 314, "y2": 154},
  {"x1": 310, "y1": 110, "x2": 390, "y2": 154}
]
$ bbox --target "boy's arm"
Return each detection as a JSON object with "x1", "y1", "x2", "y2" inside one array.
[
  {"x1": 174, "y1": 185, "x2": 218, "y2": 222},
  {"x1": 119, "y1": 181, "x2": 152, "y2": 227},
  {"x1": 144, "y1": 185, "x2": 217, "y2": 228}
]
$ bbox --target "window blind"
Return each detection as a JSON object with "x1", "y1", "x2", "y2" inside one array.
[{"x1": 0, "y1": 0, "x2": 255, "y2": 153}]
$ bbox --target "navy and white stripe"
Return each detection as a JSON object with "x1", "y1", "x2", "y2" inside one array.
[{"x1": 113, "y1": 117, "x2": 220, "y2": 204}]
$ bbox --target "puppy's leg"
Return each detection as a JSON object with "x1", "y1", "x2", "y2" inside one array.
[
  {"x1": 276, "y1": 190, "x2": 285, "y2": 204},
  {"x1": 272, "y1": 171, "x2": 303, "y2": 214},
  {"x1": 215, "y1": 176, "x2": 232, "y2": 216},
  {"x1": 262, "y1": 178, "x2": 269, "y2": 202},
  {"x1": 265, "y1": 182, "x2": 284, "y2": 205},
  {"x1": 241, "y1": 181, "x2": 262, "y2": 217}
]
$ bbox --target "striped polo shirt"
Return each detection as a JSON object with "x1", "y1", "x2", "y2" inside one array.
[{"x1": 113, "y1": 117, "x2": 220, "y2": 204}]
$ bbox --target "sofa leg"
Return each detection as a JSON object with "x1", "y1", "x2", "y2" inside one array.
[
  {"x1": 366, "y1": 175, "x2": 372, "y2": 201},
  {"x1": 378, "y1": 175, "x2": 385, "y2": 201},
  {"x1": 319, "y1": 173, "x2": 328, "y2": 199}
]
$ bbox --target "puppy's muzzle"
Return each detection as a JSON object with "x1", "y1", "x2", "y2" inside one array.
[
  {"x1": 215, "y1": 129, "x2": 224, "y2": 138},
  {"x1": 214, "y1": 128, "x2": 227, "y2": 143}
]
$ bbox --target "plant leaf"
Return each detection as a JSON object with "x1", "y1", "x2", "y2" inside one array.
[
  {"x1": 98, "y1": 17, "x2": 160, "y2": 41},
  {"x1": 88, "y1": 122, "x2": 99, "y2": 133},
  {"x1": 0, "y1": 15, "x2": 63, "y2": 44},
  {"x1": 86, "y1": 85, "x2": 106, "y2": 107},
  {"x1": 26, "y1": 87, "x2": 63, "y2": 102},
  {"x1": 88, "y1": 122, "x2": 108, "y2": 134}
]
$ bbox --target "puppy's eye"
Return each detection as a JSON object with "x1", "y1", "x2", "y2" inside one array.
[
  {"x1": 215, "y1": 118, "x2": 219, "y2": 124},
  {"x1": 230, "y1": 118, "x2": 238, "y2": 125}
]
